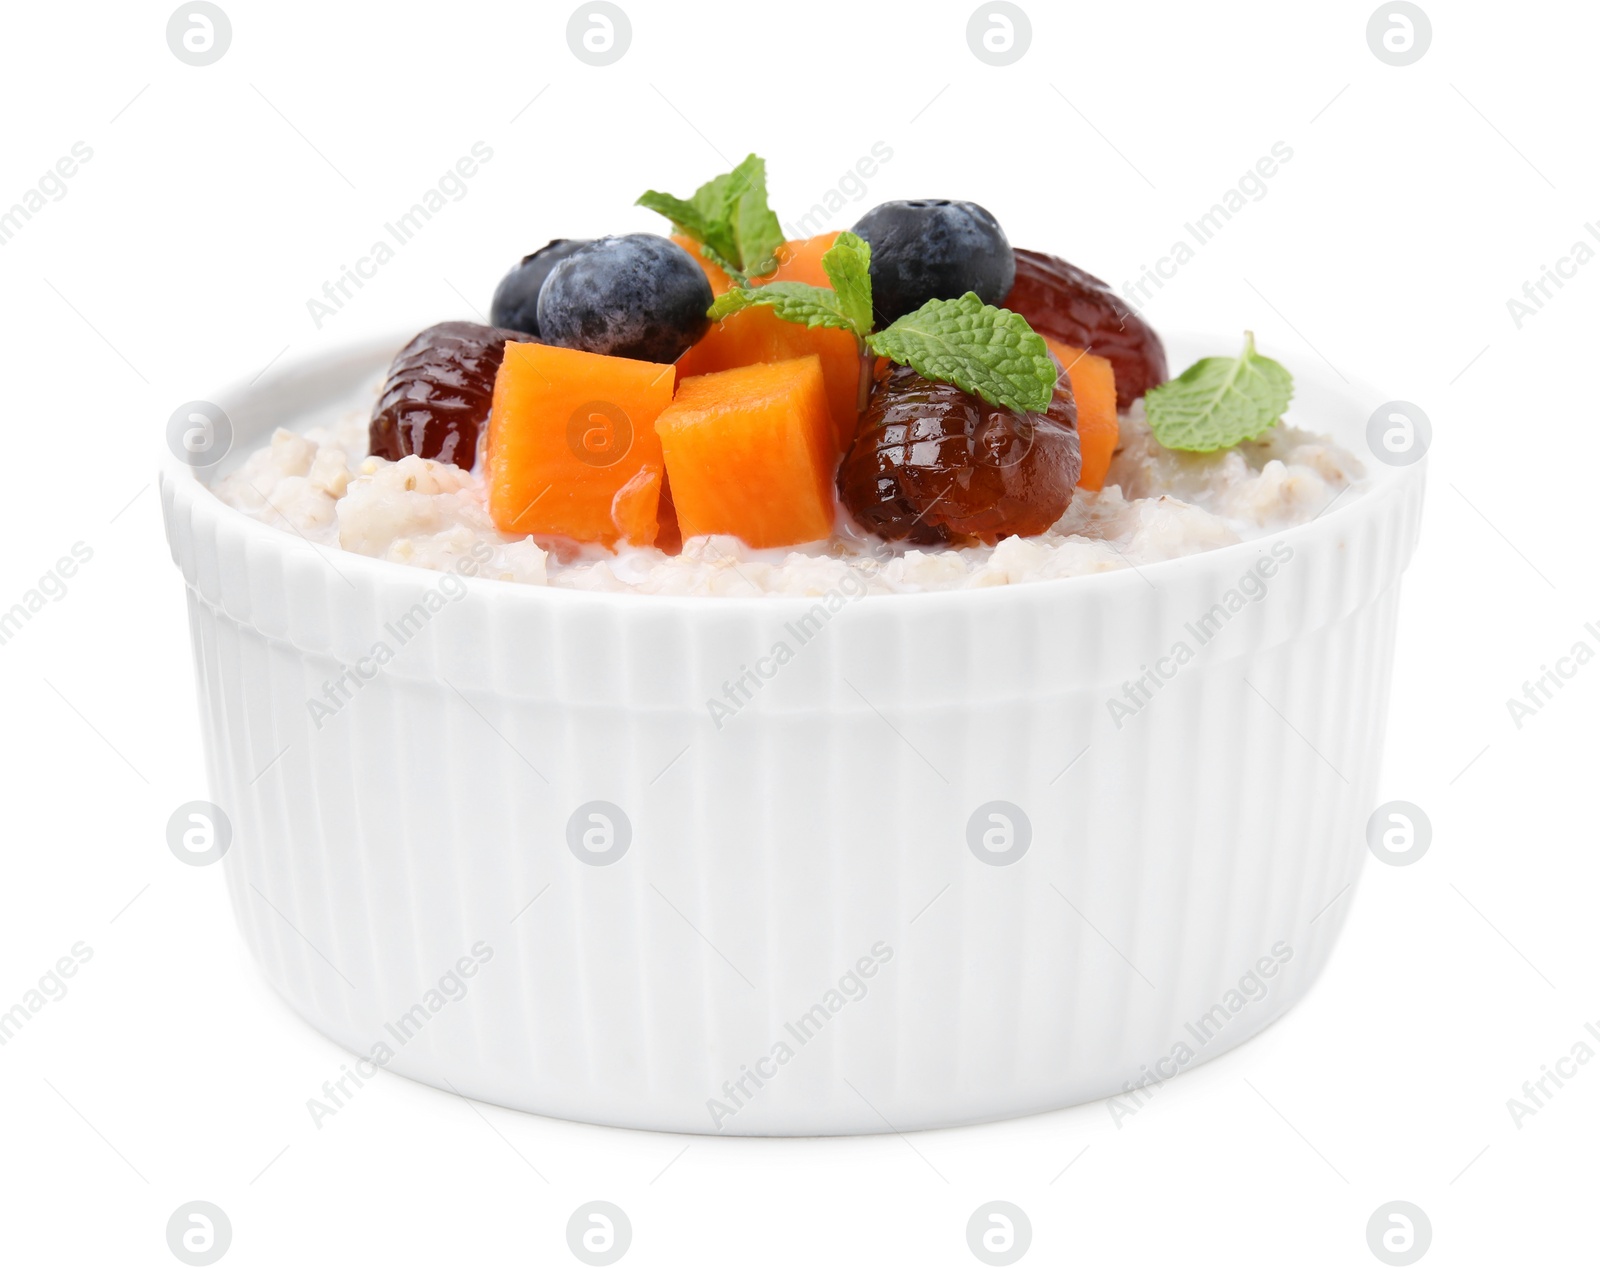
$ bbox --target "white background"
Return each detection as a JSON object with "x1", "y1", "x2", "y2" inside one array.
[{"x1": 1, "y1": 0, "x2": 1596, "y2": 1263}]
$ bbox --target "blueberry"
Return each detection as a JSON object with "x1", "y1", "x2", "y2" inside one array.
[
  {"x1": 489, "y1": 238, "x2": 591, "y2": 336},
  {"x1": 536, "y1": 234, "x2": 713, "y2": 363},
  {"x1": 850, "y1": 200, "x2": 1015, "y2": 326}
]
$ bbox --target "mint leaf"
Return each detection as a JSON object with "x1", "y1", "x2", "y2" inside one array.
[
  {"x1": 1144, "y1": 332, "x2": 1293, "y2": 452},
  {"x1": 821, "y1": 232, "x2": 873, "y2": 336},
  {"x1": 728, "y1": 155, "x2": 784, "y2": 279},
  {"x1": 866, "y1": 294, "x2": 1056, "y2": 413},
  {"x1": 635, "y1": 189, "x2": 707, "y2": 236},
  {"x1": 705, "y1": 288, "x2": 751, "y2": 322},
  {"x1": 694, "y1": 218, "x2": 1055, "y2": 416},
  {"x1": 707, "y1": 281, "x2": 860, "y2": 332},
  {"x1": 706, "y1": 232, "x2": 875, "y2": 337},
  {"x1": 638, "y1": 154, "x2": 783, "y2": 281},
  {"x1": 636, "y1": 187, "x2": 738, "y2": 269}
]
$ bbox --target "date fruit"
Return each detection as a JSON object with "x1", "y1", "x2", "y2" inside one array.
[
  {"x1": 837, "y1": 359, "x2": 1081, "y2": 545},
  {"x1": 1002, "y1": 249, "x2": 1167, "y2": 410},
  {"x1": 369, "y1": 321, "x2": 538, "y2": 469}
]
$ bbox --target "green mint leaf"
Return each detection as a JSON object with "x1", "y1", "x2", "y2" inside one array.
[
  {"x1": 696, "y1": 240, "x2": 742, "y2": 278},
  {"x1": 706, "y1": 288, "x2": 753, "y2": 322},
  {"x1": 866, "y1": 294, "x2": 1055, "y2": 413},
  {"x1": 821, "y1": 231, "x2": 873, "y2": 336},
  {"x1": 706, "y1": 282, "x2": 859, "y2": 332},
  {"x1": 1144, "y1": 332, "x2": 1293, "y2": 452},
  {"x1": 636, "y1": 188, "x2": 739, "y2": 269},
  {"x1": 706, "y1": 233, "x2": 875, "y2": 334},
  {"x1": 685, "y1": 156, "x2": 757, "y2": 273},
  {"x1": 728, "y1": 155, "x2": 784, "y2": 280},
  {"x1": 638, "y1": 153, "x2": 783, "y2": 281},
  {"x1": 636, "y1": 190, "x2": 708, "y2": 238}
]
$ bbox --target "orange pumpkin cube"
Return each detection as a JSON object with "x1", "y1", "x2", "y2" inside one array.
[
  {"x1": 768, "y1": 231, "x2": 840, "y2": 286},
  {"x1": 674, "y1": 233, "x2": 863, "y2": 453},
  {"x1": 487, "y1": 342, "x2": 674, "y2": 546},
  {"x1": 655, "y1": 356, "x2": 838, "y2": 549},
  {"x1": 1044, "y1": 337, "x2": 1119, "y2": 492},
  {"x1": 610, "y1": 466, "x2": 665, "y2": 548}
]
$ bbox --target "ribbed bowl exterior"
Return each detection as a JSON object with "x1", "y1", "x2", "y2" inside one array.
[{"x1": 161, "y1": 337, "x2": 1426, "y2": 1135}]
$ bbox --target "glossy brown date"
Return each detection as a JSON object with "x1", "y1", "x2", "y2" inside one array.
[
  {"x1": 837, "y1": 360, "x2": 1081, "y2": 545},
  {"x1": 1003, "y1": 249, "x2": 1167, "y2": 410},
  {"x1": 369, "y1": 321, "x2": 539, "y2": 469}
]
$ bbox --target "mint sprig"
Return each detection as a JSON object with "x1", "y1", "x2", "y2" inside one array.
[
  {"x1": 1144, "y1": 332, "x2": 1293, "y2": 452},
  {"x1": 706, "y1": 231, "x2": 1055, "y2": 413},
  {"x1": 706, "y1": 231, "x2": 874, "y2": 331},
  {"x1": 870, "y1": 295, "x2": 1055, "y2": 414},
  {"x1": 637, "y1": 154, "x2": 784, "y2": 282},
  {"x1": 708, "y1": 281, "x2": 858, "y2": 329},
  {"x1": 819, "y1": 231, "x2": 873, "y2": 334}
]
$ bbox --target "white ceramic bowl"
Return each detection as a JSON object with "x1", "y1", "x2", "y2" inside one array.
[{"x1": 161, "y1": 333, "x2": 1426, "y2": 1135}]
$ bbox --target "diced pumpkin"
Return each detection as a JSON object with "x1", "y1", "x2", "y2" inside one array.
[
  {"x1": 672, "y1": 234, "x2": 733, "y2": 296},
  {"x1": 673, "y1": 232, "x2": 862, "y2": 452},
  {"x1": 655, "y1": 356, "x2": 837, "y2": 549},
  {"x1": 1044, "y1": 337, "x2": 1119, "y2": 492},
  {"x1": 610, "y1": 466, "x2": 663, "y2": 547},
  {"x1": 488, "y1": 342, "x2": 674, "y2": 546},
  {"x1": 768, "y1": 231, "x2": 840, "y2": 286}
]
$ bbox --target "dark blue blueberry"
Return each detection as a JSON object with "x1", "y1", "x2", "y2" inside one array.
[
  {"x1": 850, "y1": 200, "x2": 1015, "y2": 326},
  {"x1": 489, "y1": 238, "x2": 592, "y2": 336},
  {"x1": 536, "y1": 234, "x2": 712, "y2": 364}
]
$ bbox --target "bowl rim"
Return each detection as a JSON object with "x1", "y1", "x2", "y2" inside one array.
[{"x1": 160, "y1": 328, "x2": 1428, "y2": 616}]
